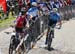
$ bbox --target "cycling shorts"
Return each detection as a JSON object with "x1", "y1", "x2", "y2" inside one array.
[{"x1": 15, "y1": 26, "x2": 23, "y2": 33}]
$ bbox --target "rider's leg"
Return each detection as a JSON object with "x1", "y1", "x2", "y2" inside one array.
[
  {"x1": 51, "y1": 24, "x2": 56, "y2": 38},
  {"x1": 48, "y1": 38, "x2": 52, "y2": 50},
  {"x1": 20, "y1": 32, "x2": 24, "y2": 39},
  {"x1": 15, "y1": 27, "x2": 24, "y2": 52},
  {"x1": 15, "y1": 27, "x2": 19, "y2": 39},
  {"x1": 45, "y1": 19, "x2": 52, "y2": 45}
]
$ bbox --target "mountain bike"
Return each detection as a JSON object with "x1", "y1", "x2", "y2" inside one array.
[
  {"x1": 47, "y1": 23, "x2": 61, "y2": 51},
  {"x1": 8, "y1": 26, "x2": 29, "y2": 54},
  {"x1": 47, "y1": 26, "x2": 54, "y2": 50}
]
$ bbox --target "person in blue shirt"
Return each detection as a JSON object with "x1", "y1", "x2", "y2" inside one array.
[
  {"x1": 53, "y1": 1, "x2": 60, "y2": 8},
  {"x1": 45, "y1": 8, "x2": 62, "y2": 50},
  {"x1": 37, "y1": 2, "x2": 49, "y2": 15},
  {"x1": 49, "y1": 0, "x2": 60, "y2": 9},
  {"x1": 26, "y1": 2, "x2": 39, "y2": 21},
  {"x1": 71, "y1": 0, "x2": 75, "y2": 5}
]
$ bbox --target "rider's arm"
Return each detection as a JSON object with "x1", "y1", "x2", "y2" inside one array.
[
  {"x1": 26, "y1": 12, "x2": 33, "y2": 20},
  {"x1": 58, "y1": 19, "x2": 62, "y2": 27},
  {"x1": 57, "y1": 14, "x2": 62, "y2": 29},
  {"x1": 25, "y1": 18, "x2": 29, "y2": 28}
]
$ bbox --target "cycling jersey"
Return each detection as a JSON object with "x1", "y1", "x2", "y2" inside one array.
[
  {"x1": 49, "y1": 11, "x2": 61, "y2": 22},
  {"x1": 16, "y1": 15, "x2": 27, "y2": 28},
  {"x1": 27, "y1": 7, "x2": 38, "y2": 18}
]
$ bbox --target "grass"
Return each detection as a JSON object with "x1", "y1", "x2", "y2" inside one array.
[{"x1": 0, "y1": 13, "x2": 16, "y2": 28}]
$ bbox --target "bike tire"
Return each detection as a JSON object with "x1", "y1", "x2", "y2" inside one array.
[
  {"x1": 47, "y1": 31, "x2": 53, "y2": 49},
  {"x1": 9, "y1": 35, "x2": 19, "y2": 54},
  {"x1": 9, "y1": 44, "x2": 13, "y2": 54}
]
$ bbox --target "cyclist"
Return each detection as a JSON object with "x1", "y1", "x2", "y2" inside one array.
[
  {"x1": 45, "y1": 8, "x2": 62, "y2": 50},
  {"x1": 14, "y1": 9, "x2": 30, "y2": 53},
  {"x1": 26, "y1": 2, "x2": 39, "y2": 21},
  {"x1": 26, "y1": 2, "x2": 39, "y2": 48},
  {"x1": 15, "y1": 10, "x2": 29, "y2": 39}
]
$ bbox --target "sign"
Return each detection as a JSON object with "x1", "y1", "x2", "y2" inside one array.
[{"x1": 0, "y1": 0, "x2": 7, "y2": 13}]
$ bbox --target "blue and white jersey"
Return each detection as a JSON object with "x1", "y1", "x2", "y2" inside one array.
[
  {"x1": 27, "y1": 7, "x2": 38, "y2": 18},
  {"x1": 49, "y1": 11, "x2": 61, "y2": 22}
]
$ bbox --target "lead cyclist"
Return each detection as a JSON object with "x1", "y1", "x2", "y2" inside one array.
[{"x1": 45, "y1": 8, "x2": 62, "y2": 50}]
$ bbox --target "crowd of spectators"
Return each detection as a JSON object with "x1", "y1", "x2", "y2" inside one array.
[
  {"x1": 46, "y1": 0, "x2": 75, "y2": 9},
  {"x1": 6, "y1": 0, "x2": 75, "y2": 14},
  {"x1": 0, "y1": 0, "x2": 75, "y2": 19}
]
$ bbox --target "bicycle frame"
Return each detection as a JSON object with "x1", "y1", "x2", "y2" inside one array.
[
  {"x1": 47, "y1": 25, "x2": 55, "y2": 49},
  {"x1": 9, "y1": 28, "x2": 29, "y2": 54}
]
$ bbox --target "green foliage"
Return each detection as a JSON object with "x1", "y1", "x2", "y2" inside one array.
[{"x1": 0, "y1": 15, "x2": 15, "y2": 28}]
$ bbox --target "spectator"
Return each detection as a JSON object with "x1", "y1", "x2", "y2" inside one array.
[
  {"x1": 6, "y1": 0, "x2": 11, "y2": 18},
  {"x1": 49, "y1": 0, "x2": 60, "y2": 9},
  {"x1": 59, "y1": 0, "x2": 64, "y2": 7},
  {"x1": 63, "y1": 0, "x2": 67, "y2": 7},
  {"x1": 53, "y1": 0, "x2": 60, "y2": 8},
  {"x1": 66, "y1": 0, "x2": 72, "y2": 5},
  {"x1": 38, "y1": 2, "x2": 49, "y2": 15},
  {"x1": 10, "y1": 1, "x2": 15, "y2": 16},
  {"x1": 26, "y1": 3, "x2": 31, "y2": 9},
  {"x1": 71, "y1": 0, "x2": 75, "y2": 5},
  {"x1": 25, "y1": 0, "x2": 30, "y2": 5},
  {"x1": 37, "y1": 0, "x2": 41, "y2": 3},
  {"x1": 18, "y1": 0, "x2": 23, "y2": 12},
  {"x1": 49, "y1": 0, "x2": 54, "y2": 10}
]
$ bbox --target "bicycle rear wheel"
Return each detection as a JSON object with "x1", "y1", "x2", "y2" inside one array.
[
  {"x1": 9, "y1": 36, "x2": 16, "y2": 54},
  {"x1": 47, "y1": 31, "x2": 53, "y2": 50},
  {"x1": 9, "y1": 35, "x2": 20, "y2": 54}
]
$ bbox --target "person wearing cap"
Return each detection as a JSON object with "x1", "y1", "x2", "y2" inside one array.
[{"x1": 45, "y1": 8, "x2": 62, "y2": 50}]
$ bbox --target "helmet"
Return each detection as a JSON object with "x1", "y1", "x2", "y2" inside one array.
[
  {"x1": 21, "y1": 12, "x2": 25, "y2": 15},
  {"x1": 21, "y1": 7, "x2": 27, "y2": 15},
  {"x1": 52, "y1": 8, "x2": 58, "y2": 12},
  {"x1": 31, "y1": 2, "x2": 37, "y2": 6}
]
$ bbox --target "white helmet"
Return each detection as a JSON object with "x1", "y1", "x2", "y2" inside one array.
[
  {"x1": 52, "y1": 8, "x2": 58, "y2": 12},
  {"x1": 31, "y1": 2, "x2": 37, "y2": 6}
]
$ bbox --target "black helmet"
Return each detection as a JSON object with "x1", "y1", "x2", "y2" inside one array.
[
  {"x1": 21, "y1": 11, "x2": 26, "y2": 15},
  {"x1": 21, "y1": 7, "x2": 27, "y2": 15}
]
